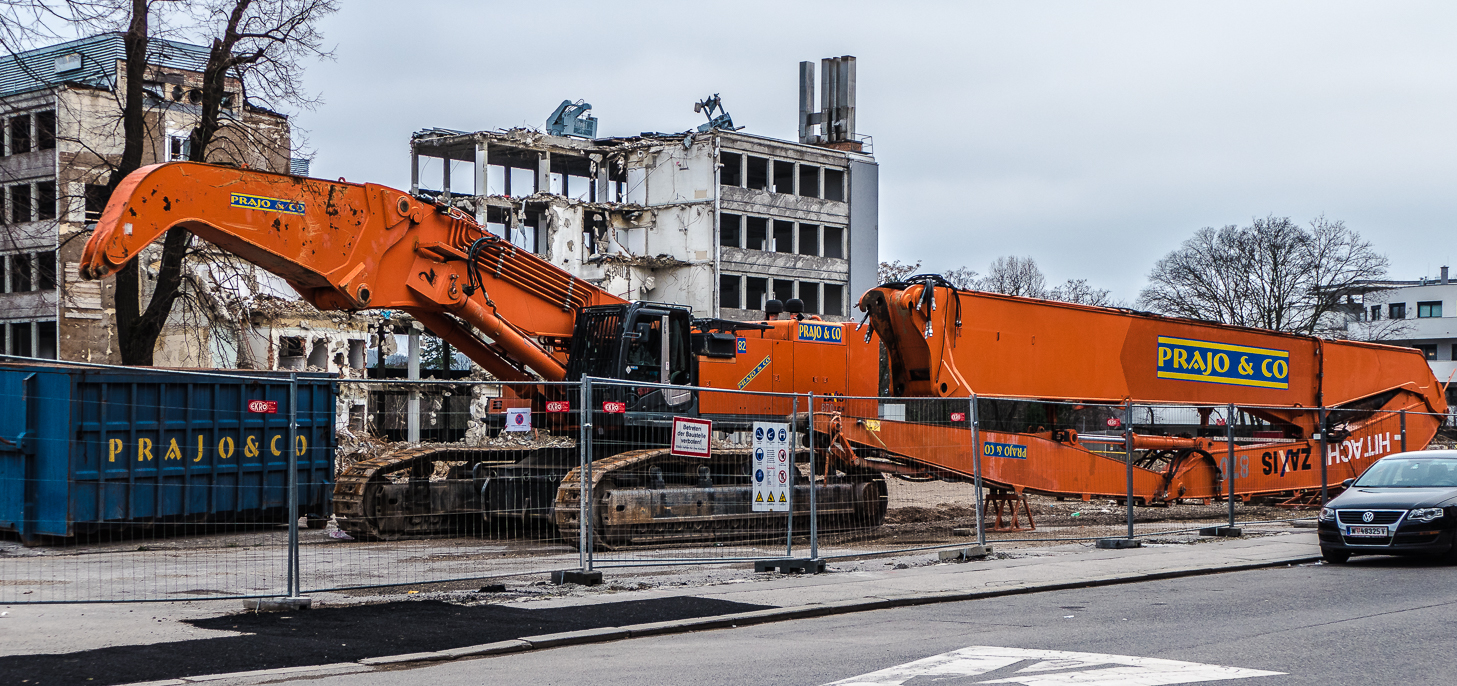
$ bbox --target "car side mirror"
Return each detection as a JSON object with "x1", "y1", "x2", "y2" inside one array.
[{"x1": 1341, "y1": 478, "x2": 1355, "y2": 489}]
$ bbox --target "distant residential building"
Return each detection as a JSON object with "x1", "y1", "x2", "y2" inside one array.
[{"x1": 1336, "y1": 266, "x2": 1457, "y2": 408}]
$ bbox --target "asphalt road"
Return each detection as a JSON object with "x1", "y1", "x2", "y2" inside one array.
[{"x1": 302, "y1": 554, "x2": 1457, "y2": 686}]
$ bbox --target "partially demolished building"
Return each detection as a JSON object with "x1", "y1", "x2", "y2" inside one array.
[{"x1": 408, "y1": 56, "x2": 877, "y2": 321}]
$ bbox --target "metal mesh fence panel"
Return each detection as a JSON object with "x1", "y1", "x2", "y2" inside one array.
[
  {"x1": 0, "y1": 363, "x2": 308, "y2": 603},
  {"x1": 582, "y1": 378, "x2": 800, "y2": 567},
  {"x1": 298, "y1": 379, "x2": 580, "y2": 593}
]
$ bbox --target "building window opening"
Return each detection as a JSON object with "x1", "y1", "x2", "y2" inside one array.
[
  {"x1": 37, "y1": 251, "x2": 55, "y2": 290},
  {"x1": 36, "y1": 181, "x2": 55, "y2": 220},
  {"x1": 307, "y1": 338, "x2": 330, "y2": 369},
  {"x1": 772, "y1": 279, "x2": 794, "y2": 303},
  {"x1": 11, "y1": 253, "x2": 31, "y2": 291},
  {"x1": 36, "y1": 111, "x2": 55, "y2": 150},
  {"x1": 800, "y1": 281, "x2": 820, "y2": 314},
  {"x1": 746, "y1": 156, "x2": 769, "y2": 190},
  {"x1": 719, "y1": 212, "x2": 741, "y2": 248},
  {"x1": 1451, "y1": 344, "x2": 1457, "y2": 362},
  {"x1": 279, "y1": 336, "x2": 306, "y2": 370},
  {"x1": 36, "y1": 320, "x2": 56, "y2": 359},
  {"x1": 824, "y1": 284, "x2": 845, "y2": 317},
  {"x1": 746, "y1": 277, "x2": 767, "y2": 311},
  {"x1": 168, "y1": 134, "x2": 190, "y2": 161},
  {"x1": 720, "y1": 274, "x2": 742, "y2": 309},
  {"x1": 1390, "y1": 303, "x2": 1407, "y2": 319},
  {"x1": 1369, "y1": 305, "x2": 1381, "y2": 321},
  {"x1": 746, "y1": 216, "x2": 768, "y2": 251},
  {"x1": 9, "y1": 322, "x2": 32, "y2": 356},
  {"x1": 1417, "y1": 301, "x2": 1442, "y2": 318},
  {"x1": 824, "y1": 168, "x2": 845, "y2": 202},
  {"x1": 823, "y1": 226, "x2": 844, "y2": 259},
  {"x1": 772, "y1": 160, "x2": 794, "y2": 194},
  {"x1": 348, "y1": 339, "x2": 366, "y2": 369},
  {"x1": 773, "y1": 220, "x2": 794, "y2": 253},
  {"x1": 798, "y1": 224, "x2": 819, "y2": 256},
  {"x1": 9, "y1": 116, "x2": 30, "y2": 154},
  {"x1": 0, "y1": 254, "x2": 6, "y2": 291},
  {"x1": 84, "y1": 184, "x2": 108, "y2": 221},
  {"x1": 10, "y1": 184, "x2": 31, "y2": 223},
  {"x1": 798, "y1": 165, "x2": 820, "y2": 198},
  {"x1": 1416, "y1": 344, "x2": 1438, "y2": 360},
  {"x1": 720, "y1": 152, "x2": 742, "y2": 187}
]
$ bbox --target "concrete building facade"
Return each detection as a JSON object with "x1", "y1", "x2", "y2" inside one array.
[{"x1": 1335, "y1": 266, "x2": 1457, "y2": 409}]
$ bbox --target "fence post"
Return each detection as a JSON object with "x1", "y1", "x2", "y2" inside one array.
[
  {"x1": 787, "y1": 394, "x2": 798, "y2": 558},
  {"x1": 808, "y1": 392, "x2": 817, "y2": 562},
  {"x1": 1124, "y1": 400, "x2": 1135, "y2": 540},
  {"x1": 580, "y1": 376, "x2": 593, "y2": 573},
  {"x1": 1319, "y1": 407, "x2": 1329, "y2": 506},
  {"x1": 406, "y1": 329, "x2": 420, "y2": 443},
  {"x1": 287, "y1": 373, "x2": 300, "y2": 600},
  {"x1": 1227, "y1": 403, "x2": 1236, "y2": 531},
  {"x1": 970, "y1": 393, "x2": 984, "y2": 548},
  {"x1": 1400, "y1": 409, "x2": 1408, "y2": 452}
]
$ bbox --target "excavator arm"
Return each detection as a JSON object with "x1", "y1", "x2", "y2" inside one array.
[{"x1": 81, "y1": 162, "x2": 626, "y2": 381}]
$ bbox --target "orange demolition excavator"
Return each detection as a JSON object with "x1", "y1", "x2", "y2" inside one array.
[
  {"x1": 82, "y1": 163, "x2": 1447, "y2": 543},
  {"x1": 80, "y1": 162, "x2": 884, "y2": 542}
]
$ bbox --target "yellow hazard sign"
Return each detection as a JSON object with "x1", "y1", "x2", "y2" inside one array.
[
  {"x1": 778, "y1": 493, "x2": 787, "y2": 503},
  {"x1": 755, "y1": 492, "x2": 764, "y2": 502}
]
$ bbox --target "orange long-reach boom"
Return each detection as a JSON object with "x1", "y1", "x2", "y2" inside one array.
[
  {"x1": 82, "y1": 162, "x2": 625, "y2": 382},
  {"x1": 833, "y1": 275, "x2": 1450, "y2": 505}
]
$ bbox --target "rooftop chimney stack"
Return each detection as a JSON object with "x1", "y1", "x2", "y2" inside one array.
[
  {"x1": 1442, "y1": 265, "x2": 1449, "y2": 285},
  {"x1": 799, "y1": 56, "x2": 859, "y2": 151}
]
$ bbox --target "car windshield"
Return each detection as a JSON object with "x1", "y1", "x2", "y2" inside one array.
[{"x1": 1353, "y1": 458, "x2": 1457, "y2": 488}]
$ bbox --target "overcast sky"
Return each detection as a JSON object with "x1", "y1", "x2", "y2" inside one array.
[{"x1": 293, "y1": 1, "x2": 1457, "y2": 303}]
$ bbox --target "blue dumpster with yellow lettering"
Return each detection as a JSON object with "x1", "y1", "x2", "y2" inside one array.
[{"x1": 0, "y1": 361, "x2": 334, "y2": 541}]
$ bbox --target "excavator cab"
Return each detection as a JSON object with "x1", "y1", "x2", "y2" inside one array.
[{"x1": 565, "y1": 302, "x2": 697, "y2": 419}]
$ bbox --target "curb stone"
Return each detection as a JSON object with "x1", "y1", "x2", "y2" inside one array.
[{"x1": 119, "y1": 553, "x2": 1320, "y2": 684}]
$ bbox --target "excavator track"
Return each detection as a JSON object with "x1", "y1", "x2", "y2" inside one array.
[
  {"x1": 333, "y1": 445, "x2": 561, "y2": 541},
  {"x1": 553, "y1": 447, "x2": 888, "y2": 550},
  {"x1": 333, "y1": 437, "x2": 889, "y2": 547}
]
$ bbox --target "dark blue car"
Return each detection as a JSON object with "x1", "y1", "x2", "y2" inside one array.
[{"x1": 1318, "y1": 451, "x2": 1457, "y2": 563}]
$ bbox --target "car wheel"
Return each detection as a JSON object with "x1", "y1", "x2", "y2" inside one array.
[{"x1": 1321, "y1": 547, "x2": 1350, "y2": 564}]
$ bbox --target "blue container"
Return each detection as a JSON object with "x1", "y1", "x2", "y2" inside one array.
[{"x1": 0, "y1": 361, "x2": 335, "y2": 540}]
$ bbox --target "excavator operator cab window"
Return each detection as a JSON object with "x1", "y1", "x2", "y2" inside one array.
[
  {"x1": 623, "y1": 307, "x2": 692, "y2": 386},
  {"x1": 624, "y1": 319, "x2": 664, "y2": 382}
]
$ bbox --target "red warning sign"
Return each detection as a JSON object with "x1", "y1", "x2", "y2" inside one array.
[{"x1": 602, "y1": 401, "x2": 627, "y2": 414}]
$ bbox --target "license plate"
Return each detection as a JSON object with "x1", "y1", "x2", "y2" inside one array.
[{"x1": 1347, "y1": 525, "x2": 1387, "y2": 537}]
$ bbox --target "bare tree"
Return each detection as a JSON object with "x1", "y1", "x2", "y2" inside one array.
[
  {"x1": 878, "y1": 259, "x2": 920, "y2": 284},
  {"x1": 980, "y1": 255, "x2": 1047, "y2": 298},
  {"x1": 117, "y1": 0, "x2": 335, "y2": 364},
  {"x1": 1137, "y1": 215, "x2": 1388, "y2": 335},
  {"x1": 1049, "y1": 278, "x2": 1115, "y2": 306},
  {"x1": 942, "y1": 266, "x2": 979, "y2": 290}
]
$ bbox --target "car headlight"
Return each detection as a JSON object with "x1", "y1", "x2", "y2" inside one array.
[
  {"x1": 1408, "y1": 508, "x2": 1445, "y2": 523},
  {"x1": 1319, "y1": 507, "x2": 1336, "y2": 522}
]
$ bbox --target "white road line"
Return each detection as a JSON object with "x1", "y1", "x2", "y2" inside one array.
[{"x1": 826, "y1": 646, "x2": 1284, "y2": 686}]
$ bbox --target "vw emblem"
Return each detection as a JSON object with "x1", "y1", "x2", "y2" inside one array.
[{"x1": 1362, "y1": 511, "x2": 1374, "y2": 523}]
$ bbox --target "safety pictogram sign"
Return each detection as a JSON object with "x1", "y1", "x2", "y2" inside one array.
[{"x1": 752, "y1": 421, "x2": 790, "y2": 512}]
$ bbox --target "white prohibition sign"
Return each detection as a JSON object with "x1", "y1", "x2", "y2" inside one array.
[{"x1": 824, "y1": 645, "x2": 1283, "y2": 686}]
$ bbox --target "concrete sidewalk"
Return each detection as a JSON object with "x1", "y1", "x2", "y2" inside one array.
[{"x1": 0, "y1": 529, "x2": 1322, "y2": 670}]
